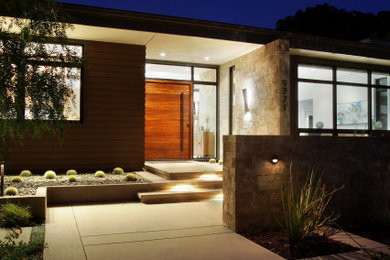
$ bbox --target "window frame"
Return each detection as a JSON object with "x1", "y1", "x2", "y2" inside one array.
[{"x1": 292, "y1": 56, "x2": 390, "y2": 136}]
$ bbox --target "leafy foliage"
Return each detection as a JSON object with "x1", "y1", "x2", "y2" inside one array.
[
  {"x1": 280, "y1": 165, "x2": 343, "y2": 252},
  {"x1": 276, "y1": 4, "x2": 390, "y2": 42},
  {"x1": 0, "y1": 0, "x2": 83, "y2": 164},
  {"x1": 0, "y1": 225, "x2": 46, "y2": 259},
  {"x1": 0, "y1": 203, "x2": 31, "y2": 227}
]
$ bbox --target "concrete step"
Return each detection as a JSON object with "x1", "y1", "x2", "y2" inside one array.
[
  {"x1": 138, "y1": 189, "x2": 222, "y2": 204},
  {"x1": 144, "y1": 161, "x2": 222, "y2": 180},
  {"x1": 150, "y1": 179, "x2": 222, "y2": 190}
]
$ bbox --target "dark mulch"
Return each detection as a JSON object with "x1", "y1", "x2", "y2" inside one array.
[
  {"x1": 241, "y1": 230, "x2": 359, "y2": 259},
  {"x1": 4, "y1": 173, "x2": 150, "y2": 196}
]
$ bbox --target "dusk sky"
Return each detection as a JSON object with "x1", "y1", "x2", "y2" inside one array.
[{"x1": 61, "y1": 0, "x2": 390, "y2": 29}]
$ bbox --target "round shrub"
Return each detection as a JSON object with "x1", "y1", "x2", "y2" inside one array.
[
  {"x1": 44, "y1": 170, "x2": 56, "y2": 179},
  {"x1": 125, "y1": 173, "x2": 137, "y2": 182},
  {"x1": 68, "y1": 175, "x2": 77, "y2": 182},
  {"x1": 218, "y1": 159, "x2": 223, "y2": 165},
  {"x1": 209, "y1": 158, "x2": 216, "y2": 164},
  {"x1": 112, "y1": 167, "x2": 124, "y2": 175},
  {"x1": 66, "y1": 169, "x2": 77, "y2": 176},
  {"x1": 95, "y1": 170, "x2": 105, "y2": 178},
  {"x1": 11, "y1": 176, "x2": 22, "y2": 183},
  {"x1": 20, "y1": 170, "x2": 32, "y2": 177},
  {"x1": 0, "y1": 203, "x2": 31, "y2": 227},
  {"x1": 4, "y1": 187, "x2": 18, "y2": 196}
]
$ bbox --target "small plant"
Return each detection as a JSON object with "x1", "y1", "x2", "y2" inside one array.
[
  {"x1": 68, "y1": 175, "x2": 77, "y2": 182},
  {"x1": 125, "y1": 173, "x2": 137, "y2": 181},
  {"x1": 0, "y1": 203, "x2": 31, "y2": 227},
  {"x1": 95, "y1": 170, "x2": 105, "y2": 178},
  {"x1": 4, "y1": 187, "x2": 18, "y2": 196},
  {"x1": 11, "y1": 176, "x2": 22, "y2": 183},
  {"x1": 280, "y1": 165, "x2": 343, "y2": 257},
  {"x1": 209, "y1": 158, "x2": 216, "y2": 164},
  {"x1": 218, "y1": 159, "x2": 223, "y2": 165},
  {"x1": 66, "y1": 169, "x2": 77, "y2": 175},
  {"x1": 20, "y1": 170, "x2": 32, "y2": 177},
  {"x1": 112, "y1": 167, "x2": 124, "y2": 175},
  {"x1": 44, "y1": 170, "x2": 56, "y2": 179}
]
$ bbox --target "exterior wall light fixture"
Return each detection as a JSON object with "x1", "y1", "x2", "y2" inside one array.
[
  {"x1": 242, "y1": 88, "x2": 249, "y2": 113},
  {"x1": 271, "y1": 155, "x2": 279, "y2": 164}
]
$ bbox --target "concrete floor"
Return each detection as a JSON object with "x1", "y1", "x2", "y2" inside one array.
[{"x1": 43, "y1": 200, "x2": 283, "y2": 260}]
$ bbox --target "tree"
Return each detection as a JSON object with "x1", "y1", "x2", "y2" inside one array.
[
  {"x1": 276, "y1": 4, "x2": 390, "y2": 42},
  {"x1": 0, "y1": 0, "x2": 83, "y2": 193}
]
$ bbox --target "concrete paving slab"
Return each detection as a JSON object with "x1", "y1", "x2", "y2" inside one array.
[
  {"x1": 83, "y1": 225, "x2": 230, "y2": 246},
  {"x1": 330, "y1": 231, "x2": 390, "y2": 254},
  {"x1": 72, "y1": 200, "x2": 222, "y2": 236},
  {"x1": 84, "y1": 232, "x2": 284, "y2": 260},
  {"x1": 43, "y1": 206, "x2": 85, "y2": 260}
]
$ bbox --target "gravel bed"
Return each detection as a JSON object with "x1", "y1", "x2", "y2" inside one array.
[{"x1": 3, "y1": 173, "x2": 150, "y2": 196}]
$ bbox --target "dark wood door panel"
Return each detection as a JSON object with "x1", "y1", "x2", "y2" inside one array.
[{"x1": 145, "y1": 80, "x2": 192, "y2": 160}]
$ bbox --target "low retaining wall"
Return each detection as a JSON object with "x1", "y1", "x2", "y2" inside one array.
[
  {"x1": 223, "y1": 135, "x2": 390, "y2": 232},
  {"x1": 47, "y1": 183, "x2": 150, "y2": 204}
]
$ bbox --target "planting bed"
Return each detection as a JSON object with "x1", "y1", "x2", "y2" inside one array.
[
  {"x1": 4, "y1": 173, "x2": 150, "y2": 196},
  {"x1": 241, "y1": 230, "x2": 358, "y2": 259}
]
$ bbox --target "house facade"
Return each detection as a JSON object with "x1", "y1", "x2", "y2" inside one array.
[{"x1": 3, "y1": 3, "x2": 390, "y2": 174}]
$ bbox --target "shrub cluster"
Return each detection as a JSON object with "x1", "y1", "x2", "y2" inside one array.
[
  {"x1": 209, "y1": 158, "x2": 216, "y2": 164},
  {"x1": 11, "y1": 176, "x2": 22, "y2": 183},
  {"x1": 44, "y1": 170, "x2": 56, "y2": 179},
  {"x1": 112, "y1": 167, "x2": 124, "y2": 175},
  {"x1": 125, "y1": 173, "x2": 137, "y2": 181},
  {"x1": 5, "y1": 187, "x2": 18, "y2": 196},
  {"x1": 95, "y1": 170, "x2": 105, "y2": 178},
  {"x1": 68, "y1": 175, "x2": 77, "y2": 182},
  {"x1": 66, "y1": 169, "x2": 77, "y2": 175},
  {"x1": 20, "y1": 170, "x2": 32, "y2": 177}
]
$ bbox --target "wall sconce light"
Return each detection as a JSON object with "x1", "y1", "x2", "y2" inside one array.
[
  {"x1": 242, "y1": 88, "x2": 249, "y2": 113},
  {"x1": 271, "y1": 155, "x2": 279, "y2": 164}
]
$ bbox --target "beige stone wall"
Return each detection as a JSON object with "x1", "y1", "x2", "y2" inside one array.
[
  {"x1": 223, "y1": 135, "x2": 390, "y2": 232},
  {"x1": 219, "y1": 39, "x2": 290, "y2": 156}
]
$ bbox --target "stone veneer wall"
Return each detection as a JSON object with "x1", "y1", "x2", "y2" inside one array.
[
  {"x1": 219, "y1": 39, "x2": 290, "y2": 156},
  {"x1": 223, "y1": 135, "x2": 390, "y2": 232}
]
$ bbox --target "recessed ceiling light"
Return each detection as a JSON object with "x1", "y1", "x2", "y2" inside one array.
[
  {"x1": 160, "y1": 52, "x2": 166, "y2": 57},
  {"x1": 204, "y1": 56, "x2": 210, "y2": 60}
]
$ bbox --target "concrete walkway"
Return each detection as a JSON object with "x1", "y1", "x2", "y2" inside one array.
[{"x1": 43, "y1": 200, "x2": 283, "y2": 260}]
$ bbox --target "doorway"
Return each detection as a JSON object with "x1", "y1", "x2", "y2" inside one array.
[{"x1": 145, "y1": 80, "x2": 192, "y2": 159}]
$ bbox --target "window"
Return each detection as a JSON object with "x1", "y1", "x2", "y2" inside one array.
[
  {"x1": 297, "y1": 63, "x2": 390, "y2": 135},
  {"x1": 0, "y1": 42, "x2": 83, "y2": 121}
]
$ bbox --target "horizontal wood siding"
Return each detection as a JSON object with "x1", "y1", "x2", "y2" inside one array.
[{"x1": 7, "y1": 41, "x2": 145, "y2": 174}]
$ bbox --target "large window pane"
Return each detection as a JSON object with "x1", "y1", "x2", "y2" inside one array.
[
  {"x1": 372, "y1": 88, "x2": 390, "y2": 130},
  {"x1": 372, "y1": 72, "x2": 390, "y2": 86},
  {"x1": 298, "y1": 82, "x2": 333, "y2": 129},
  {"x1": 298, "y1": 64, "x2": 332, "y2": 81},
  {"x1": 337, "y1": 68, "x2": 367, "y2": 84},
  {"x1": 145, "y1": 64, "x2": 191, "y2": 81},
  {"x1": 194, "y1": 67, "x2": 216, "y2": 82},
  {"x1": 337, "y1": 85, "x2": 368, "y2": 129}
]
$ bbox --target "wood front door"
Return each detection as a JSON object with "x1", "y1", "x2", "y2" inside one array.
[{"x1": 145, "y1": 80, "x2": 192, "y2": 159}]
